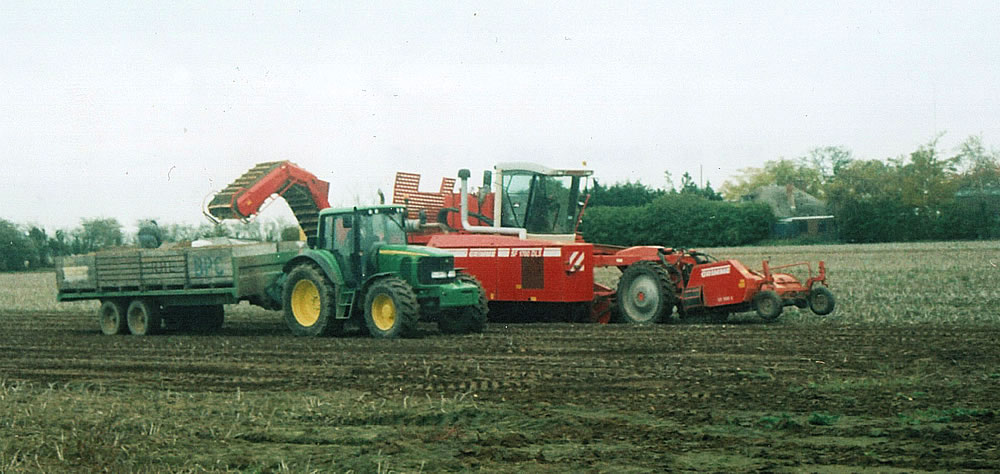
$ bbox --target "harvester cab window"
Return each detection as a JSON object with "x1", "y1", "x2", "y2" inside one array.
[
  {"x1": 503, "y1": 171, "x2": 579, "y2": 234},
  {"x1": 501, "y1": 173, "x2": 533, "y2": 228}
]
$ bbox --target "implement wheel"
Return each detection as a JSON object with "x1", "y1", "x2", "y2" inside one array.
[
  {"x1": 809, "y1": 286, "x2": 836, "y2": 316},
  {"x1": 615, "y1": 261, "x2": 676, "y2": 324},
  {"x1": 126, "y1": 299, "x2": 162, "y2": 336},
  {"x1": 364, "y1": 276, "x2": 418, "y2": 339},
  {"x1": 98, "y1": 300, "x2": 128, "y2": 335},
  {"x1": 283, "y1": 264, "x2": 342, "y2": 337},
  {"x1": 754, "y1": 290, "x2": 783, "y2": 322},
  {"x1": 437, "y1": 274, "x2": 488, "y2": 334}
]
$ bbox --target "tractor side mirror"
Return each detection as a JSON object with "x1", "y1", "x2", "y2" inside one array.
[
  {"x1": 482, "y1": 170, "x2": 492, "y2": 188},
  {"x1": 342, "y1": 216, "x2": 353, "y2": 228}
]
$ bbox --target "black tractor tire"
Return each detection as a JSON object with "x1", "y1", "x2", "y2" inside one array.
[
  {"x1": 190, "y1": 305, "x2": 225, "y2": 333},
  {"x1": 363, "y1": 276, "x2": 419, "y2": 339},
  {"x1": 809, "y1": 286, "x2": 836, "y2": 316},
  {"x1": 126, "y1": 299, "x2": 162, "y2": 336},
  {"x1": 437, "y1": 274, "x2": 488, "y2": 334},
  {"x1": 283, "y1": 264, "x2": 342, "y2": 337},
  {"x1": 615, "y1": 261, "x2": 677, "y2": 324},
  {"x1": 98, "y1": 300, "x2": 128, "y2": 335},
  {"x1": 754, "y1": 290, "x2": 783, "y2": 322}
]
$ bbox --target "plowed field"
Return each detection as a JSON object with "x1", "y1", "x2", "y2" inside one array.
[
  {"x1": 3, "y1": 309, "x2": 1000, "y2": 472},
  {"x1": 2, "y1": 241, "x2": 999, "y2": 472}
]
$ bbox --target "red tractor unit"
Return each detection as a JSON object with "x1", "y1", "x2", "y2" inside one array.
[{"x1": 394, "y1": 163, "x2": 836, "y2": 323}]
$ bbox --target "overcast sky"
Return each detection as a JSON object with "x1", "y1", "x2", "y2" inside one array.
[{"x1": 3, "y1": 1, "x2": 999, "y2": 231}]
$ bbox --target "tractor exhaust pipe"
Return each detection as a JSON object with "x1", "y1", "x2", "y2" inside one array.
[{"x1": 458, "y1": 169, "x2": 526, "y2": 239}]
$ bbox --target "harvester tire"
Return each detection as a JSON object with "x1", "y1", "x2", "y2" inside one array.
[
  {"x1": 809, "y1": 286, "x2": 836, "y2": 316},
  {"x1": 126, "y1": 299, "x2": 162, "y2": 336},
  {"x1": 98, "y1": 300, "x2": 128, "y2": 335},
  {"x1": 616, "y1": 261, "x2": 677, "y2": 324},
  {"x1": 754, "y1": 291, "x2": 783, "y2": 322},
  {"x1": 438, "y1": 274, "x2": 488, "y2": 334},
  {"x1": 283, "y1": 264, "x2": 342, "y2": 337},
  {"x1": 363, "y1": 276, "x2": 419, "y2": 339}
]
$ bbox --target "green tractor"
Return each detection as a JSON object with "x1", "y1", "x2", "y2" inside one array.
[{"x1": 281, "y1": 205, "x2": 487, "y2": 338}]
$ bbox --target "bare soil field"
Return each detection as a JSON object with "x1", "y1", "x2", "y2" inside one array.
[{"x1": 2, "y1": 241, "x2": 999, "y2": 472}]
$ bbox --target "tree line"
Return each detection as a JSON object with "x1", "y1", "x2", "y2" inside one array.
[
  {"x1": 0, "y1": 217, "x2": 294, "y2": 271},
  {"x1": 581, "y1": 134, "x2": 1000, "y2": 246}
]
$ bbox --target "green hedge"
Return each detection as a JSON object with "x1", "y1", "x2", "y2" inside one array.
[{"x1": 581, "y1": 194, "x2": 775, "y2": 247}]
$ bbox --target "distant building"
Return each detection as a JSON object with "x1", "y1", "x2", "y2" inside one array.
[{"x1": 743, "y1": 184, "x2": 835, "y2": 239}]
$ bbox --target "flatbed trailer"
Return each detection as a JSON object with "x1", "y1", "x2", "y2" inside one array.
[{"x1": 56, "y1": 242, "x2": 301, "y2": 335}]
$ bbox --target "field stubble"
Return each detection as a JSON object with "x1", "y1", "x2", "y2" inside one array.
[{"x1": 1, "y1": 240, "x2": 999, "y2": 472}]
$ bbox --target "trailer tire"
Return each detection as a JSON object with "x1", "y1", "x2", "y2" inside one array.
[
  {"x1": 191, "y1": 305, "x2": 225, "y2": 332},
  {"x1": 363, "y1": 276, "x2": 418, "y2": 339},
  {"x1": 616, "y1": 261, "x2": 676, "y2": 324},
  {"x1": 809, "y1": 287, "x2": 836, "y2": 316},
  {"x1": 754, "y1": 291, "x2": 783, "y2": 322},
  {"x1": 438, "y1": 274, "x2": 488, "y2": 334},
  {"x1": 126, "y1": 299, "x2": 162, "y2": 336},
  {"x1": 283, "y1": 264, "x2": 341, "y2": 337},
  {"x1": 98, "y1": 300, "x2": 128, "y2": 335}
]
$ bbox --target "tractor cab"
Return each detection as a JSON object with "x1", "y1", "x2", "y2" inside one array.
[
  {"x1": 319, "y1": 205, "x2": 417, "y2": 284},
  {"x1": 492, "y1": 162, "x2": 593, "y2": 240}
]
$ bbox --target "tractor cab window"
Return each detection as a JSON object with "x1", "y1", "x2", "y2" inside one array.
[{"x1": 502, "y1": 172, "x2": 582, "y2": 234}]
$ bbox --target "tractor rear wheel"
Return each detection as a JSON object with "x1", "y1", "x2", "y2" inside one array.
[
  {"x1": 809, "y1": 287, "x2": 836, "y2": 316},
  {"x1": 364, "y1": 276, "x2": 419, "y2": 339},
  {"x1": 126, "y1": 299, "x2": 162, "y2": 336},
  {"x1": 615, "y1": 261, "x2": 677, "y2": 324},
  {"x1": 98, "y1": 300, "x2": 128, "y2": 335},
  {"x1": 283, "y1": 264, "x2": 343, "y2": 337},
  {"x1": 753, "y1": 291, "x2": 783, "y2": 322},
  {"x1": 438, "y1": 274, "x2": 488, "y2": 334}
]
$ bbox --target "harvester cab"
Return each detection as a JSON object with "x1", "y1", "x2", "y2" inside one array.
[{"x1": 491, "y1": 162, "x2": 593, "y2": 239}]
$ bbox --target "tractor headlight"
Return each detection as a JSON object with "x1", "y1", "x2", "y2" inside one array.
[{"x1": 430, "y1": 270, "x2": 457, "y2": 279}]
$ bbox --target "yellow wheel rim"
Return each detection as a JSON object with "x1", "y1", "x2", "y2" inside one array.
[
  {"x1": 371, "y1": 294, "x2": 396, "y2": 331},
  {"x1": 291, "y1": 279, "x2": 321, "y2": 327}
]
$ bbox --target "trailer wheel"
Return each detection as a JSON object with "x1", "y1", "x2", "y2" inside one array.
[
  {"x1": 616, "y1": 261, "x2": 676, "y2": 324},
  {"x1": 753, "y1": 291, "x2": 783, "y2": 322},
  {"x1": 283, "y1": 264, "x2": 342, "y2": 337},
  {"x1": 98, "y1": 300, "x2": 128, "y2": 335},
  {"x1": 438, "y1": 274, "x2": 488, "y2": 334},
  {"x1": 364, "y1": 276, "x2": 418, "y2": 339},
  {"x1": 809, "y1": 287, "x2": 836, "y2": 316},
  {"x1": 126, "y1": 299, "x2": 162, "y2": 336},
  {"x1": 191, "y1": 305, "x2": 225, "y2": 332}
]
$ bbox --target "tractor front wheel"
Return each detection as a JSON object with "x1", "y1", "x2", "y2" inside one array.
[
  {"x1": 364, "y1": 276, "x2": 419, "y2": 339},
  {"x1": 754, "y1": 291, "x2": 783, "y2": 322},
  {"x1": 98, "y1": 300, "x2": 128, "y2": 335},
  {"x1": 809, "y1": 287, "x2": 836, "y2": 316},
  {"x1": 438, "y1": 274, "x2": 488, "y2": 334},
  {"x1": 615, "y1": 261, "x2": 677, "y2": 324},
  {"x1": 283, "y1": 264, "x2": 342, "y2": 337}
]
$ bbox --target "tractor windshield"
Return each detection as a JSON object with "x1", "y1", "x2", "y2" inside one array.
[
  {"x1": 367, "y1": 210, "x2": 407, "y2": 246},
  {"x1": 501, "y1": 172, "x2": 583, "y2": 234}
]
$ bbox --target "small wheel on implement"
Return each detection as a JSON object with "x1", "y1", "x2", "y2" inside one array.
[
  {"x1": 615, "y1": 261, "x2": 676, "y2": 324},
  {"x1": 283, "y1": 264, "x2": 343, "y2": 337},
  {"x1": 809, "y1": 286, "x2": 836, "y2": 316},
  {"x1": 364, "y1": 276, "x2": 419, "y2": 339},
  {"x1": 753, "y1": 291, "x2": 783, "y2": 322},
  {"x1": 126, "y1": 299, "x2": 162, "y2": 336},
  {"x1": 98, "y1": 300, "x2": 128, "y2": 335},
  {"x1": 437, "y1": 274, "x2": 488, "y2": 334}
]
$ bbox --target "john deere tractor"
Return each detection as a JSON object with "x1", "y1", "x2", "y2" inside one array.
[{"x1": 282, "y1": 205, "x2": 487, "y2": 338}]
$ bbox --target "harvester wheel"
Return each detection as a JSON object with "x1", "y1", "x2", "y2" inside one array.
[
  {"x1": 98, "y1": 300, "x2": 128, "y2": 335},
  {"x1": 191, "y1": 305, "x2": 225, "y2": 332},
  {"x1": 126, "y1": 299, "x2": 162, "y2": 336},
  {"x1": 364, "y1": 276, "x2": 419, "y2": 339},
  {"x1": 753, "y1": 291, "x2": 783, "y2": 322},
  {"x1": 615, "y1": 261, "x2": 677, "y2": 324},
  {"x1": 437, "y1": 274, "x2": 488, "y2": 334},
  {"x1": 809, "y1": 287, "x2": 836, "y2": 316},
  {"x1": 283, "y1": 264, "x2": 342, "y2": 337}
]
